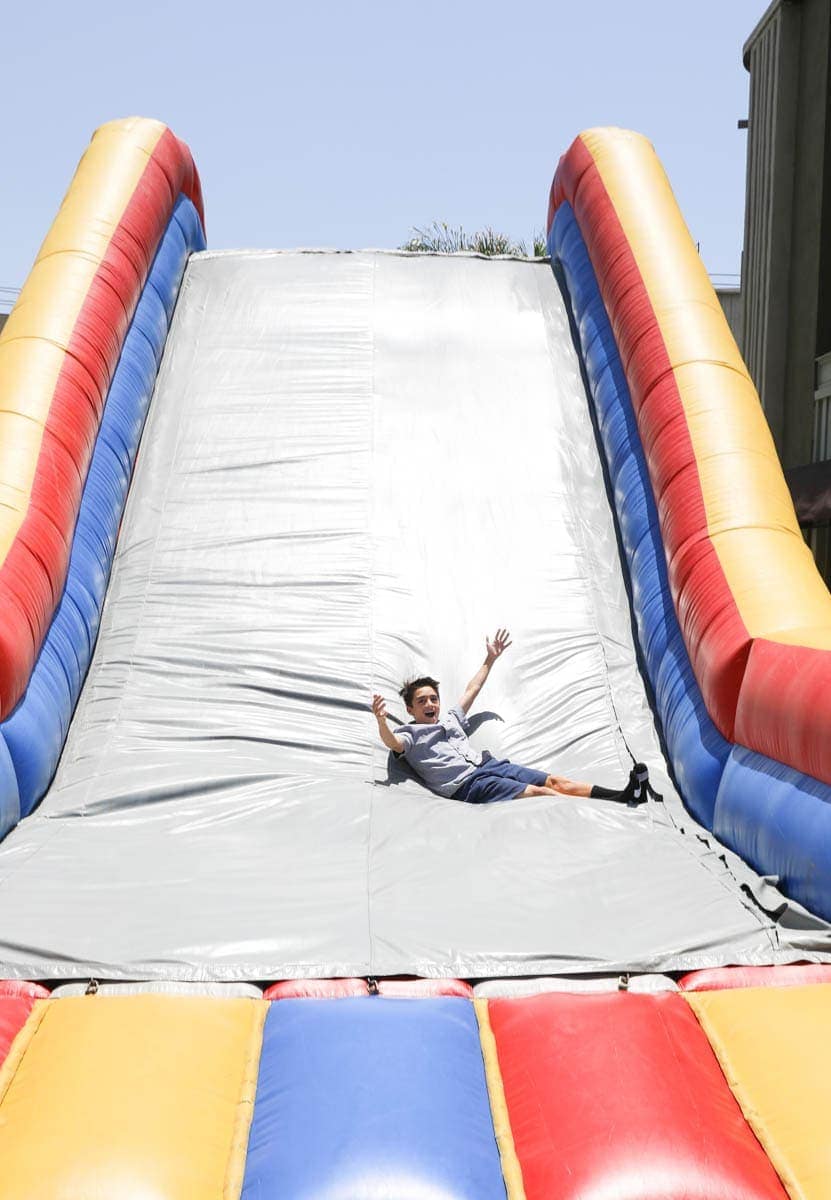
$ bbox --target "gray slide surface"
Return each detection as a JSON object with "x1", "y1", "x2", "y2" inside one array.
[{"x1": 0, "y1": 250, "x2": 827, "y2": 980}]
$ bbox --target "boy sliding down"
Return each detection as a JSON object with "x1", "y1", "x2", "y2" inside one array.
[{"x1": 372, "y1": 629, "x2": 649, "y2": 805}]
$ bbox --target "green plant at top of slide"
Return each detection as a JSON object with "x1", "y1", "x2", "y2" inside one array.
[{"x1": 401, "y1": 221, "x2": 547, "y2": 258}]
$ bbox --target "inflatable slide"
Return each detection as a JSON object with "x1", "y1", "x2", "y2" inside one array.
[{"x1": 0, "y1": 119, "x2": 830, "y2": 1197}]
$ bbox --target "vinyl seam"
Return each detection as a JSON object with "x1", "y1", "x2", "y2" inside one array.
[
  {"x1": 0, "y1": 997, "x2": 50, "y2": 1110},
  {"x1": 222, "y1": 1000, "x2": 268, "y2": 1200},
  {"x1": 535, "y1": 262, "x2": 633, "y2": 775},
  {"x1": 682, "y1": 992, "x2": 799, "y2": 1200},
  {"x1": 75, "y1": 226, "x2": 199, "y2": 813},
  {"x1": 474, "y1": 998, "x2": 527, "y2": 1200},
  {"x1": 366, "y1": 253, "x2": 378, "y2": 975}
]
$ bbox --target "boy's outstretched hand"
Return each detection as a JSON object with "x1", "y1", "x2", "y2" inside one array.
[
  {"x1": 373, "y1": 693, "x2": 406, "y2": 753},
  {"x1": 460, "y1": 628, "x2": 512, "y2": 713},
  {"x1": 485, "y1": 628, "x2": 512, "y2": 665}
]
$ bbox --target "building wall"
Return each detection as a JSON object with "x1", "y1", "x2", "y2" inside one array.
[
  {"x1": 741, "y1": 0, "x2": 831, "y2": 468},
  {"x1": 715, "y1": 287, "x2": 743, "y2": 348}
]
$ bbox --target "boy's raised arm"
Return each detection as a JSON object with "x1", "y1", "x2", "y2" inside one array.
[
  {"x1": 458, "y1": 628, "x2": 512, "y2": 714},
  {"x1": 372, "y1": 694, "x2": 405, "y2": 753}
]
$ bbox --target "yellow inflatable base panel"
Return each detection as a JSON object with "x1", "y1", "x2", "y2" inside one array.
[
  {"x1": 687, "y1": 984, "x2": 831, "y2": 1200},
  {"x1": 0, "y1": 994, "x2": 265, "y2": 1200}
]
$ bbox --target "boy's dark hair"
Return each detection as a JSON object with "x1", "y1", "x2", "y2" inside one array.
[{"x1": 399, "y1": 676, "x2": 440, "y2": 708}]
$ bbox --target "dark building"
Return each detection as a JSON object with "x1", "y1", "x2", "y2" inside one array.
[
  {"x1": 715, "y1": 286, "x2": 743, "y2": 347},
  {"x1": 741, "y1": 0, "x2": 831, "y2": 470}
]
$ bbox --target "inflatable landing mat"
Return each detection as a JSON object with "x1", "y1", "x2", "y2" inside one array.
[{"x1": 1, "y1": 967, "x2": 829, "y2": 1199}]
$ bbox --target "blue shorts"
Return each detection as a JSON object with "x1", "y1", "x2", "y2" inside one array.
[{"x1": 454, "y1": 758, "x2": 548, "y2": 804}]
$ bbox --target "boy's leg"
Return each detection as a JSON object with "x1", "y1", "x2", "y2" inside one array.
[
  {"x1": 542, "y1": 764, "x2": 653, "y2": 805},
  {"x1": 500, "y1": 762, "x2": 553, "y2": 796},
  {"x1": 460, "y1": 761, "x2": 652, "y2": 804},
  {"x1": 481, "y1": 760, "x2": 652, "y2": 804},
  {"x1": 544, "y1": 775, "x2": 592, "y2": 797},
  {"x1": 490, "y1": 762, "x2": 588, "y2": 800}
]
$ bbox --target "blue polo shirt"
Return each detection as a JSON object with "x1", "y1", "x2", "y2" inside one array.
[{"x1": 394, "y1": 705, "x2": 487, "y2": 797}]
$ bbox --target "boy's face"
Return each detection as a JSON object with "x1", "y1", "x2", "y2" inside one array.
[{"x1": 407, "y1": 686, "x2": 440, "y2": 724}]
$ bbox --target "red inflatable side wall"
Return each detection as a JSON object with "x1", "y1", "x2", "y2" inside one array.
[
  {"x1": 0, "y1": 125, "x2": 203, "y2": 719},
  {"x1": 549, "y1": 135, "x2": 750, "y2": 739}
]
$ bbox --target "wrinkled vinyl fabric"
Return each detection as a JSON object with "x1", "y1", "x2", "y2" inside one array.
[{"x1": 0, "y1": 251, "x2": 827, "y2": 980}]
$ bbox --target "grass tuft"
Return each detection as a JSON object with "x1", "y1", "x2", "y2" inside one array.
[{"x1": 401, "y1": 222, "x2": 548, "y2": 259}]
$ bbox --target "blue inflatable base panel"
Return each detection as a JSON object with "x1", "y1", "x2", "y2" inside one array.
[{"x1": 242, "y1": 998, "x2": 506, "y2": 1200}]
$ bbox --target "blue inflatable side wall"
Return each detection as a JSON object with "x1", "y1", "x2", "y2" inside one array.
[
  {"x1": 715, "y1": 749, "x2": 831, "y2": 920},
  {"x1": 0, "y1": 196, "x2": 205, "y2": 833},
  {"x1": 551, "y1": 204, "x2": 831, "y2": 921}
]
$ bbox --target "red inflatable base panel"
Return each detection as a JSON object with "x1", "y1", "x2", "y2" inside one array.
[
  {"x1": 679, "y1": 964, "x2": 831, "y2": 991},
  {"x1": 0, "y1": 981, "x2": 47, "y2": 1068},
  {"x1": 487, "y1": 992, "x2": 787, "y2": 1200}
]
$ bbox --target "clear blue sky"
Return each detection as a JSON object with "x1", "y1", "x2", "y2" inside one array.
[{"x1": 1, "y1": 0, "x2": 764, "y2": 307}]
